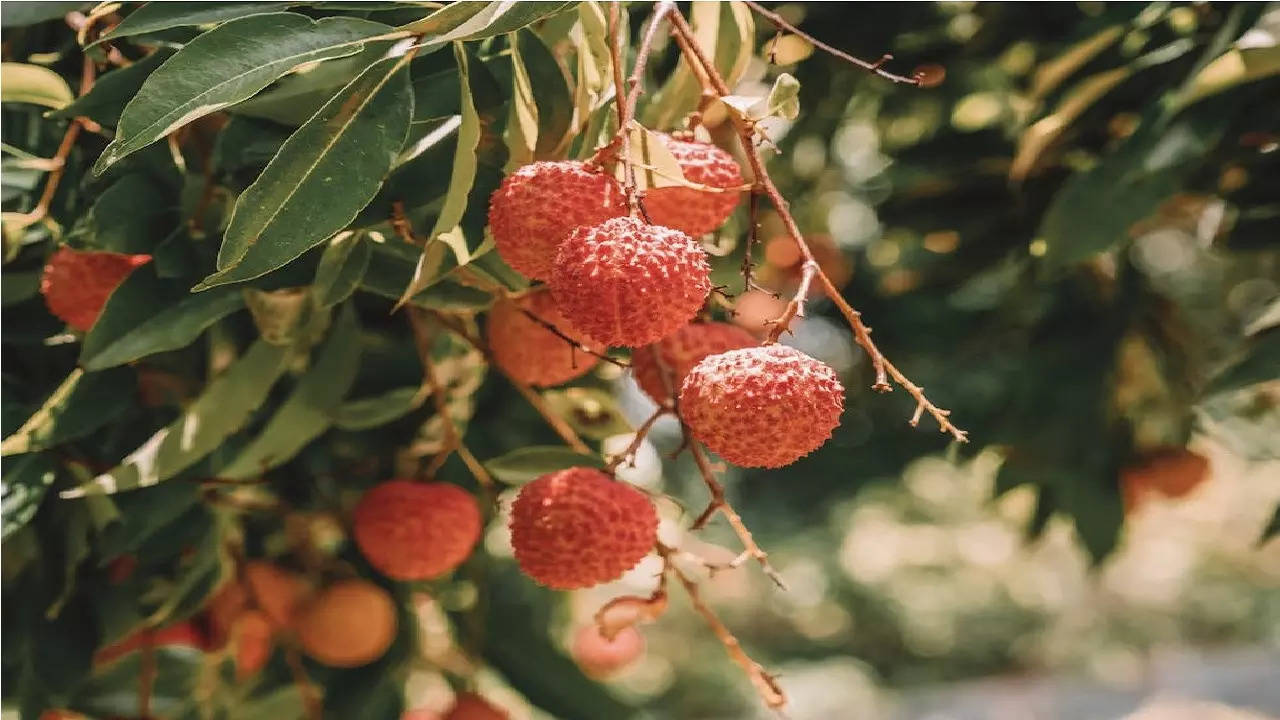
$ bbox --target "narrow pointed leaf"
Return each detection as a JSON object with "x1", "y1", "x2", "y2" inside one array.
[
  {"x1": 94, "y1": 13, "x2": 391, "y2": 173},
  {"x1": 485, "y1": 446, "x2": 604, "y2": 485},
  {"x1": 333, "y1": 386, "x2": 423, "y2": 430},
  {"x1": 61, "y1": 341, "x2": 291, "y2": 497},
  {"x1": 1, "y1": 63, "x2": 74, "y2": 109},
  {"x1": 399, "y1": 1, "x2": 579, "y2": 40},
  {"x1": 198, "y1": 54, "x2": 413, "y2": 289},
  {"x1": 1, "y1": 368, "x2": 136, "y2": 456},
  {"x1": 313, "y1": 232, "x2": 372, "y2": 308},
  {"x1": 92, "y1": 1, "x2": 293, "y2": 46}
]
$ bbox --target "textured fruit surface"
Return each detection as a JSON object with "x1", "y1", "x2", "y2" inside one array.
[
  {"x1": 487, "y1": 289, "x2": 603, "y2": 387},
  {"x1": 572, "y1": 624, "x2": 645, "y2": 678},
  {"x1": 488, "y1": 161, "x2": 625, "y2": 280},
  {"x1": 354, "y1": 481, "x2": 481, "y2": 581},
  {"x1": 644, "y1": 136, "x2": 743, "y2": 237},
  {"x1": 510, "y1": 467, "x2": 657, "y2": 589},
  {"x1": 551, "y1": 216, "x2": 711, "y2": 347},
  {"x1": 244, "y1": 561, "x2": 308, "y2": 628},
  {"x1": 444, "y1": 693, "x2": 509, "y2": 720},
  {"x1": 1122, "y1": 448, "x2": 1210, "y2": 512},
  {"x1": 231, "y1": 609, "x2": 274, "y2": 679},
  {"x1": 681, "y1": 345, "x2": 844, "y2": 468},
  {"x1": 294, "y1": 579, "x2": 397, "y2": 667},
  {"x1": 632, "y1": 322, "x2": 757, "y2": 403},
  {"x1": 41, "y1": 247, "x2": 151, "y2": 331}
]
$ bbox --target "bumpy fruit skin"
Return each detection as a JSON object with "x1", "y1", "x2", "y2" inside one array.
[
  {"x1": 572, "y1": 625, "x2": 644, "y2": 678},
  {"x1": 551, "y1": 216, "x2": 711, "y2": 347},
  {"x1": 643, "y1": 136, "x2": 743, "y2": 237},
  {"x1": 41, "y1": 247, "x2": 151, "y2": 331},
  {"x1": 444, "y1": 694, "x2": 509, "y2": 720},
  {"x1": 487, "y1": 289, "x2": 603, "y2": 387},
  {"x1": 488, "y1": 161, "x2": 626, "y2": 280},
  {"x1": 632, "y1": 322, "x2": 757, "y2": 403},
  {"x1": 294, "y1": 579, "x2": 397, "y2": 667},
  {"x1": 681, "y1": 345, "x2": 844, "y2": 468},
  {"x1": 510, "y1": 467, "x2": 657, "y2": 590},
  {"x1": 354, "y1": 481, "x2": 481, "y2": 581},
  {"x1": 1121, "y1": 448, "x2": 1210, "y2": 512}
]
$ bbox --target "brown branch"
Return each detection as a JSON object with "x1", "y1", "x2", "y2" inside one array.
[
  {"x1": 607, "y1": 1, "x2": 674, "y2": 217},
  {"x1": 604, "y1": 406, "x2": 670, "y2": 473},
  {"x1": 517, "y1": 307, "x2": 629, "y2": 368},
  {"x1": 659, "y1": 545, "x2": 787, "y2": 711},
  {"x1": 742, "y1": 0, "x2": 923, "y2": 86},
  {"x1": 763, "y1": 259, "x2": 816, "y2": 343},
  {"x1": 666, "y1": 9, "x2": 968, "y2": 443},
  {"x1": 428, "y1": 311, "x2": 592, "y2": 454},
  {"x1": 13, "y1": 55, "x2": 96, "y2": 230},
  {"x1": 740, "y1": 189, "x2": 762, "y2": 294}
]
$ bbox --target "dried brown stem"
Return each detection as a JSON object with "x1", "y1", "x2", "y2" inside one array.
[
  {"x1": 13, "y1": 56, "x2": 96, "y2": 230},
  {"x1": 743, "y1": 0, "x2": 922, "y2": 86},
  {"x1": 741, "y1": 189, "x2": 762, "y2": 294},
  {"x1": 517, "y1": 307, "x2": 629, "y2": 368},
  {"x1": 428, "y1": 311, "x2": 592, "y2": 454},
  {"x1": 608, "y1": 1, "x2": 675, "y2": 217},
  {"x1": 659, "y1": 545, "x2": 787, "y2": 711},
  {"x1": 666, "y1": 9, "x2": 968, "y2": 442},
  {"x1": 604, "y1": 406, "x2": 670, "y2": 473},
  {"x1": 764, "y1": 259, "x2": 817, "y2": 343}
]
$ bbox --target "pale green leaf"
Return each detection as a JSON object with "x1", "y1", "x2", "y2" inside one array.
[
  {"x1": 197, "y1": 53, "x2": 413, "y2": 288},
  {"x1": 611, "y1": 125, "x2": 686, "y2": 191},
  {"x1": 62, "y1": 341, "x2": 291, "y2": 497},
  {"x1": 485, "y1": 446, "x2": 604, "y2": 485},
  {"x1": 1, "y1": 368, "x2": 135, "y2": 456},
  {"x1": 333, "y1": 386, "x2": 423, "y2": 430},
  {"x1": 1, "y1": 63, "x2": 74, "y2": 110},
  {"x1": 92, "y1": 1, "x2": 293, "y2": 46},
  {"x1": 644, "y1": 1, "x2": 753, "y2": 129},
  {"x1": 313, "y1": 232, "x2": 371, "y2": 308},
  {"x1": 398, "y1": 1, "x2": 580, "y2": 40},
  {"x1": 95, "y1": 13, "x2": 392, "y2": 173}
]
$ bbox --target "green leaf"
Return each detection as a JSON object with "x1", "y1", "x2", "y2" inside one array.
[
  {"x1": 62, "y1": 340, "x2": 291, "y2": 497},
  {"x1": 610, "y1": 125, "x2": 687, "y2": 191},
  {"x1": 333, "y1": 386, "x2": 423, "y2": 430},
  {"x1": 230, "y1": 40, "x2": 398, "y2": 126},
  {"x1": 219, "y1": 304, "x2": 362, "y2": 478},
  {"x1": 80, "y1": 267, "x2": 245, "y2": 371},
  {"x1": 1, "y1": 1, "x2": 88, "y2": 27},
  {"x1": 485, "y1": 446, "x2": 603, "y2": 485},
  {"x1": 410, "y1": 67, "x2": 461, "y2": 122},
  {"x1": 197, "y1": 53, "x2": 413, "y2": 289},
  {"x1": 1, "y1": 269, "x2": 41, "y2": 307},
  {"x1": 1206, "y1": 328, "x2": 1280, "y2": 396},
  {"x1": 398, "y1": 1, "x2": 580, "y2": 40},
  {"x1": 2, "y1": 454, "x2": 56, "y2": 541},
  {"x1": 313, "y1": 232, "x2": 372, "y2": 308},
  {"x1": 505, "y1": 31, "x2": 538, "y2": 167},
  {"x1": 78, "y1": 174, "x2": 175, "y2": 254},
  {"x1": 518, "y1": 28, "x2": 573, "y2": 158},
  {"x1": 1, "y1": 63, "x2": 74, "y2": 110},
  {"x1": 1, "y1": 368, "x2": 136, "y2": 456},
  {"x1": 542, "y1": 387, "x2": 633, "y2": 440},
  {"x1": 92, "y1": 1, "x2": 293, "y2": 45},
  {"x1": 721, "y1": 72, "x2": 800, "y2": 122},
  {"x1": 395, "y1": 44, "x2": 480, "y2": 308},
  {"x1": 95, "y1": 13, "x2": 392, "y2": 173},
  {"x1": 644, "y1": 1, "x2": 754, "y2": 129},
  {"x1": 49, "y1": 51, "x2": 172, "y2": 127}
]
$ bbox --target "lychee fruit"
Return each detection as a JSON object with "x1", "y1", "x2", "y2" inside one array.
[
  {"x1": 488, "y1": 160, "x2": 626, "y2": 280},
  {"x1": 41, "y1": 247, "x2": 151, "y2": 331},
  {"x1": 243, "y1": 561, "x2": 308, "y2": 629},
  {"x1": 1121, "y1": 448, "x2": 1209, "y2": 512},
  {"x1": 643, "y1": 135, "x2": 743, "y2": 237},
  {"x1": 551, "y1": 216, "x2": 711, "y2": 347},
  {"x1": 230, "y1": 609, "x2": 274, "y2": 679},
  {"x1": 731, "y1": 289, "x2": 794, "y2": 339},
  {"x1": 487, "y1": 289, "x2": 604, "y2": 387},
  {"x1": 680, "y1": 345, "x2": 844, "y2": 468},
  {"x1": 572, "y1": 624, "x2": 645, "y2": 678},
  {"x1": 510, "y1": 467, "x2": 657, "y2": 590},
  {"x1": 444, "y1": 693, "x2": 509, "y2": 720},
  {"x1": 353, "y1": 480, "x2": 481, "y2": 581},
  {"x1": 631, "y1": 322, "x2": 757, "y2": 404},
  {"x1": 293, "y1": 579, "x2": 397, "y2": 667}
]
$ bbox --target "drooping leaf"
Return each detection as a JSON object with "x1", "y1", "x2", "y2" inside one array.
[
  {"x1": 333, "y1": 386, "x2": 423, "y2": 430},
  {"x1": 1, "y1": 368, "x2": 136, "y2": 456},
  {"x1": 94, "y1": 13, "x2": 393, "y2": 173},
  {"x1": 1, "y1": 63, "x2": 74, "y2": 110},
  {"x1": 197, "y1": 53, "x2": 413, "y2": 288},
  {"x1": 518, "y1": 28, "x2": 574, "y2": 158},
  {"x1": 80, "y1": 267, "x2": 245, "y2": 371},
  {"x1": 644, "y1": 1, "x2": 754, "y2": 129},
  {"x1": 1, "y1": 454, "x2": 57, "y2": 541},
  {"x1": 485, "y1": 446, "x2": 604, "y2": 485},
  {"x1": 219, "y1": 304, "x2": 362, "y2": 478},
  {"x1": 92, "y1": 1, "x2": 293, "y2": 45},
  {"x1": 1178, "y1": 45, "x2": 1280, "y2": 108},
  {"x1": 313, "y1": 232, "x2": 372, "y2": 308},
  {"x1": 0, "y1": 1, "x2": 88, "y2": 27},
  {"x1": 61, "y1": 340, "x2": 291, "y2": 497},
  {"x1": 609, "y1": 125, "x2": 687, "y2": 191},
  {"x1": 49, "y1": 51, "x2": 172, "y2": 127},
  {"x1": 229, "y1": 40, "x2": 398, "y2": 126},
  {"x1": 398, "y1": 1, "x2": 580, "y2": 40},
  {"x1": 505, "y1": 31, "x2": 539, "y2": 167},
  {"x1": 721, "y1": 72, "x2": 800, "y2": 122},
  {"x1": 77, "y1": 173, "x2": 176, "y2": 254}
]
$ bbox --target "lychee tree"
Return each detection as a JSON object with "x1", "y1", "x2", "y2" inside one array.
[{"x1": 2, "y1": 2, "x2": 1278, "y2": 719}]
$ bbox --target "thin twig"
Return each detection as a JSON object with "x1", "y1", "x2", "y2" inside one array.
[
  {"x1": 764, "y1": 260, "x2": 817, "y2": 343},
  {"x1": 742, "y1": 0, "x2": 922, "y2": 86},
  {"x1": 604, "y1": 406, "x2": 670, "y2": 473},
  {"x1": 428, "y1": 311, "x2": 592, "y2": 454},
  {"x1": 607, "y1": 1, "x2": 675, "y2": 217},
  {"x1": 517, "y1": 307, "x2": 629, "y2": 368},
  {"x1": 13, "y1": 55, "x2": 95, "y2": 230},
  {"x1": 667, "y1": 9, "x2": 967, "y2": 442},
  {"x1": 741, "y1": 189, "x2": 762, "y2": 294},
  {"x1": 658, "y1": 545, "x2": 787, "y2": 711}
]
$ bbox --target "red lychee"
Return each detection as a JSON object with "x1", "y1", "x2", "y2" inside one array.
[
  {"x1": 488, "y1": 160, "x2": 626, "y2": 280},
  {"x1": 41, "y1": 247, "x2": 151, "y2": 331},
  {"x1": 680, "y1": 345, "x2": 844, "y2": 468},
  {"x1": 243, "y1": 561, "x2": 308, "y2": 629},
  {"x1": 510, "y1": 467, "x2": 657, "y2": 590},
  {"x1": 293, "y1": 579, "x2": 397, "y2": 667},
  {"x1": 354, "y1": 481, "x2": 481, "y2": 581},
  {"x1": 631, "y1": 322, "x2": 757, "y2": 404},
  {"x1": 551, "y1": 216, "x2": 711, "y2": 347},
  {"x1": 230, "y1": 609, "x2": 274, "y2": 679},
  {"x1": 643, "y1": 135, "x2": 743, "y2": 237},
  {"x1": 444, "y1": 693, "x2": 509, "y2": 720},
  {"x1": 572, "y1": 624, "x2": 645, "y2": 678},
  {"x1": 487, "y1": 288, "x2": 604, "y2": 387}
]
